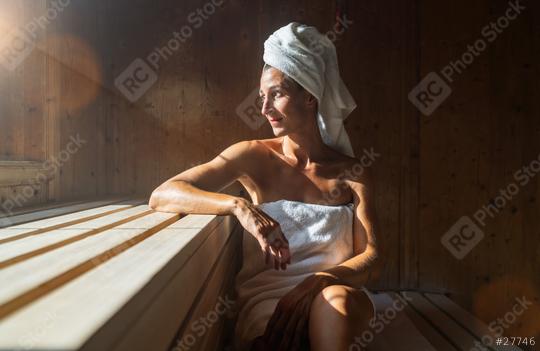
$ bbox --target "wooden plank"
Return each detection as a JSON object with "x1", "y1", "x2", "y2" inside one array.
[
  {"x1": 109, "y1": 216, "x2": 236, "y2": 351},
  {"x1": 0, "y1": 198, "x2": 87, "y2": 217},
  {"x1": 0, "y1": 161, "x2": 44, "y2": 186},
  {"x1": 198, "y1": 234, "x2": 242, "y2": 351},
  {"x1": 6, "y1": 198, "x2": 141, "y2": 228},
  {"x1": 43, "y1": 0, "x2": 61, "y2": 202},
  {"x1": 387, "y1": 292, "x2": 458, "y2": 351},
  {"x1": 0, "y1": 183, "x2": 48, "y2": 219},
  {"x1": 0, "y1": 1, "x2": 16, "y2": 159},
  {"x1": 0, "y1": 197, "x2": 137, "y2": 234},
  {"x1": 425, "y1": 293, "x2": 523, "y2": 351},
  {"x1": 402, "y1": 291, "x2": 481, "y2": 351},
  {"x1": 397, "y1": 0, "x2": 420, "y2": 291},
  {"x1": 0, "y1": 200, "x2": 143, "y2": 244},
  {"x1": 0, "y1": 0, "x2": 26, "y2": 161},
  {"x1": 21, "y1": 0, "x2": 47, "y2": 163},
  {"x1": 1, "y1": 200, "x2": 141, "y2": 232},
  {"x1": 0, "y1": 211, "x2": 180, "y2": 319},
  {"x1": 0, "y1": 205, "x2": 152, "y2": 268},
  {"x1": 0, "y1": 214, "x2": 226, "y2": 350},
  {"x1": 365, "y1": 291, "x2": 436, "y2": 351},
  {"x1": 173, "y1": 223, "x2": 242, "y2": 351}
]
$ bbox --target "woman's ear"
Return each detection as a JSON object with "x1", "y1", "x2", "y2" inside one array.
[{"x1": 306, "y1": 93, "x2": 317, "y2": 108}]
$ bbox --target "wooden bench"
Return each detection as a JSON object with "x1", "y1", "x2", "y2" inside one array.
[
  {"x1": 361, "y1": 290, "x2": 524, "y2": 351},
  {"x1": 0, "y1": 198, "x2": 242, "y2": 351},
  {"x1": 0, "y1": 199, "x2": 525, "y2": 351}
]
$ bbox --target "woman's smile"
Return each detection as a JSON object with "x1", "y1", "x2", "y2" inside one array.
[{"x1": 269, "y1": 117, "x2": 283, "y2": 124}]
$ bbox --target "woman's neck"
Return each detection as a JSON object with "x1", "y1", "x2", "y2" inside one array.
[{"x1": 281, "y1": 132, "x2": 330, "y2": 169}]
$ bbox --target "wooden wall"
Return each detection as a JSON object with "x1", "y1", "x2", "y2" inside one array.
[
  {"x1": 0, "y1": 1, "x2": 48, "y2": 209},
  {"x1": 417, "y1": 0, "x2": 540, "y2": 338},
  {"x1": 0, "y1": 0, "x2": 538, "y2": 338},
  {"x1": 0, "y1": 0, "x2": 107, "y2": 209}
]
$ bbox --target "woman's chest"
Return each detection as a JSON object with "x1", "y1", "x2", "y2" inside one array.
[{"x1": 243, "y1": 156, "x2": 353, "y2": 205}]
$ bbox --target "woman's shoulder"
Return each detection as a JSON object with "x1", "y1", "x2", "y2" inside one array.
[
  {"x1": 326, "y1": 148, "x2": 376, "y2": 184},
  {"x1": 220, "y1": 138, "x2": 282, "y2": 165},
  {"x1": 223, "y1": 138, "x2": 277, "y2": 153},
  {"x1": 243, "y1": 137, "x2": 283, "y2": 155}
]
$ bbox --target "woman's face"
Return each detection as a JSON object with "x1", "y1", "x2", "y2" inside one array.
[{"x1": 259, "y1": 67, "x2": 315, "y2": 136}]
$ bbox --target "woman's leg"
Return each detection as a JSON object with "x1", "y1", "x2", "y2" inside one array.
[{"x1": 309, "y1": 285, "x2": 375, "y2": 351}]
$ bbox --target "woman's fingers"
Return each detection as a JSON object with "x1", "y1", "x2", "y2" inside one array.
[
  {"x1": 279, "y1": 246, "x2": 289, "y2": 270},
  {"x1": 265, "y1": 237, "x2": 289, "y2": 270},
  {"x1": 254, "y1": 215, "x2": 291, "y2": 270},
  {"x1": 266, "y1": 245, "x2": 277, "y2": 270},
  {"x1": 281, "y1": 232, "x2": 290, "y2": 245},
  {"x1": 280, "y1": 245, "x2": 291, "y2": 264},
  {"x1": 260, "y1": 240, "x2": 280, "y2": 269},
  {"x1": 273, "y1": 243, "x2": 290, "y2": 269},
  {"x1": 278, "y1": 249, "x2": 287, "y2": 270}
]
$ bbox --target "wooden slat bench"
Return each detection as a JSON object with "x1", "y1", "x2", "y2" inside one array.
[
  {"x1": 361, "y1": 291, "x2": 524, "y2": 351},
  {"x1": 0, "y1": 197, "x2": 133, "y2": 229},
  {"x1": 0, "y1": 199, "x2": 525, "y2": 351},
  {"x1": 0, "y1": 199, "x2": 242, "y2": 351}
]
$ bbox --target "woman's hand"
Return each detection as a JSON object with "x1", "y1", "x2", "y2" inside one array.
[
  {"x1": 234, "y1": 198, "x2": 291, "y2": 270},
  {"x1": 262, "y1": 273, "x2": 341, "y2": 350}
]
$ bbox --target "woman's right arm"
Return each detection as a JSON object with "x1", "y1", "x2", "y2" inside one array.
[
  {"x1": 148, "y1": 140, "x2": 291, "y2": 270},
  {"x1": 148, "y1": 140, "x2": 252, "y2": 216}
]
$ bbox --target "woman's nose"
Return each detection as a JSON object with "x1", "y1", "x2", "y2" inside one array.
[{"x1": 261, "y1": 97, "x2": 273, "y2": 116}]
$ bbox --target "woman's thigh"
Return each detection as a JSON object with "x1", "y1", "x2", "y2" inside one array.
[
  {"x1": 248, "y1": 285, "x2": 375, "y2": 351},
  {"x1": 309, "y1": 285, "x2": 375, "y2": 349}
]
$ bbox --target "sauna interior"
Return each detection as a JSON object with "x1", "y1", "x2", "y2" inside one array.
[{"x1": 0, "y1": 0, "x2": 539, "y2": 350}]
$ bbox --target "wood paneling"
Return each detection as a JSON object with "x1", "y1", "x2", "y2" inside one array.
[
  {"x1": 417, "y1": 0, "x2": 540, "y2": 338},
  {"x1": 96, "y1": 0, "x2": 415, "y2": 294},
  {"x1": 0, "y1": 0, "x2": 45, "y2": 162},
  {"x1": 0, "y1": 0, "x2": 108, "y2": 208}
]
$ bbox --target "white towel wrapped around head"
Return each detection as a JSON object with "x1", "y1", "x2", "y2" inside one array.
[{"x1": 263, "y1": 22, "x2": 357, "y2": 157}]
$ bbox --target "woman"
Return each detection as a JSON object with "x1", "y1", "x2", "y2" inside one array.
[{"x1": 149, "y1": 23, "x2": 381, "y2": 351}]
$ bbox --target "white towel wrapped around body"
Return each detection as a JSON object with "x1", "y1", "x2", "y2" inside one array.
[{"x1": 233, "y1": 199, "x2": 356, "y2": 350}]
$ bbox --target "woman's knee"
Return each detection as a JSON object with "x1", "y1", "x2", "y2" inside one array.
[
  {"x1": 309, "y1": 285, "x2": 372, "y2": 350},
  {"x1": 311, "y1": 285, "x2": 356, "y2": 316},
  {"x1": 311, "y1": 285, "x2": 374, "y2": 320}
]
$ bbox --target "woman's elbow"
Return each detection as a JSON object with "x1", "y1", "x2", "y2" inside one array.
[
  {"x1": 368, "y1": 248, "x2": 384, "y2": 282},
  {"x1": 148, "y1": 185, "x2": 166, "y2": 210}
]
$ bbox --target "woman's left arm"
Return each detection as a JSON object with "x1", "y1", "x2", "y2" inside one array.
[
  {"x1": 315, "y1": 167, "x2": 382, "y2": 288},
  {"x1": 261, "y1": 166, "x2": 383, "y2": 350}
]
